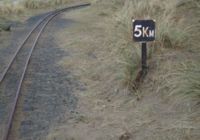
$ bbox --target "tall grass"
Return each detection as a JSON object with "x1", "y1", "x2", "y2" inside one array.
[
  {"x1": 0, "y1": 1, "x2": 24, "y2": 15},
  {"x1": 161, "y1": 60, "x2": 200, "y2": 102},
  {"x1": 116, "y1": 0, "x2": 200, "y2": 91},
  {"x1": 117, "y1": 0, "x2": 198, "y2": 48},
  {"x1": 22, "y1": 0, "x2": 73, "y2": 9},
  {"x1": 179, "y1": 63, "x2": 200, "y2": 99}
]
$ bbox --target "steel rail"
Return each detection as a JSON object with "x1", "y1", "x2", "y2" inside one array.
[
  {"x1": 0, "y1": 12, "x2": 53, "y2": 83},
  {"x1": 3, "y1": 3, "x2": 90, "y2": 140},
  {"x1": 0, "y1": 3, "x2": 91, "y2": 84}
]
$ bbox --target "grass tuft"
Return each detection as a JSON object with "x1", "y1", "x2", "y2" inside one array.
[{"x1": 176, "y1": 63, "x2": 200, "y2": 99}]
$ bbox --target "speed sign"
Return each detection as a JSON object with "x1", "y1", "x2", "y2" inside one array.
[{"x1": 132, "y1": 20, "x2": 156, "y2": 42}]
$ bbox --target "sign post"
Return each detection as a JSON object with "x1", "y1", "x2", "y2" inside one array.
[
  {"x1": 132, "y1": 19, "x2": 156, "y2": 77},
  {"x1": 141, "y1": 42, "x2": 147, "y2": 75}
]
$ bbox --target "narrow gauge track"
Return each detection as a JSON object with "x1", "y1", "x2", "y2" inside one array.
[{"x1": 0, "y1": 3, "x2": 90, "y2": 140}]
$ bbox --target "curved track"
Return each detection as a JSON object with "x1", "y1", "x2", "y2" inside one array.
[{"x1": 0, "y1": 3, "x2": 90, "y2": 140}]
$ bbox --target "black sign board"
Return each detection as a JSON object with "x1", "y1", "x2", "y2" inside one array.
[{"x1": 132, "y1": 20, "x2": 155, "y2": 42}]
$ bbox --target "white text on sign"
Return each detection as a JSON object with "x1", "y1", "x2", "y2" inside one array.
[{"x1": 132, "y1": 20, "x2": 156, "y2": 42}]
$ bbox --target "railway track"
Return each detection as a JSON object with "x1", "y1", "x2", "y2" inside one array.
[{"x1": 0, "y1": 3, "x2": 90, "y2": 140}]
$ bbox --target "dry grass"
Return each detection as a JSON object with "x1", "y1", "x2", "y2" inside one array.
[
  {"x1": 167, "y1": 60, "x2": 200, "y2": 100},
  {"x1": 117, "y1": 0, "x2": 199, "y2": 48},
  {"x1": 0, "y1": 1, "x2": 24, "y2": 16},
  {"x1": 116, "y1": 0, "x2": 200, "y2": 94},
  {"x1": 0, "y1": 0, "x2": 89, "y2": 31},
  {"x1": 0, "y1": 0, "x2": 199, "y2": 139},
  {"x1": 0, "y1": 0, "x2": 86, "y2": 18},
  {"x1": 22, "y1": 0, "x2": 76, "y2": 9},
  {"x1": 181, "y1": 63, "x2": 200, "y2": 99}
]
